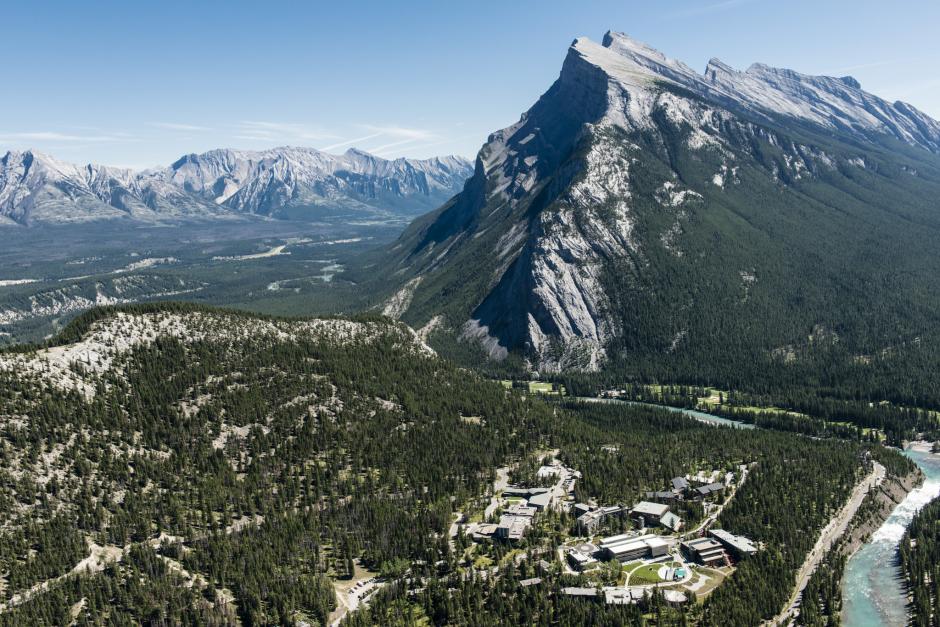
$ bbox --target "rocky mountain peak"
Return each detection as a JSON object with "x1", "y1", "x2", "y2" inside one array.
[
  {"x1": 385, "y1": 31, "x2": 940, "y2": 374},
  {"x1": 564, "y1": 33, "x2": 940, "y2": 153},
  {"x1": 0, "y1": 146, "x2": 473, "y2": 224}
]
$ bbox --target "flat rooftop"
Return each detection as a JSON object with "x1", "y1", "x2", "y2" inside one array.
[
  {"x1": 683, "y1": 537, "x2": 722, "y2": 551},
  {"x1": 600, "y1": 533, "x2": 658, "y2": 548},
  {"x1": 710, "y1": 528, "x2": 758, "y2": 554},
  {"x1": 562, "y1": 587, "x2": 598, "y2": 597},
  {"x1": 528, "y1": 492, "x2": 553, "y2": 507},
  {"x1": 631, "y1": 501, "x2": 669, "y2": 517}
]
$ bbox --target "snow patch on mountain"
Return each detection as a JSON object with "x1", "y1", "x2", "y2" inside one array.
[{"x1": 0, "y1": 147, "x2": 473, "y2": 225}]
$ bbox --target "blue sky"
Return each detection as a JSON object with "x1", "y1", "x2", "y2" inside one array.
[{"x1": 2, "y1": 0, "x2": 937, "y2": 168}]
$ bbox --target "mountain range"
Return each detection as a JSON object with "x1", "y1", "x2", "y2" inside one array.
[
  {"x1": 0, "y1": 147, "x2": 472, "y2": 225},
  {"x1": 376, "y1": 31, "x2": 940, "y2": 381}
]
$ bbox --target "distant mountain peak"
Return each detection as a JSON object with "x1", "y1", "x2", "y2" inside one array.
[
  {"x1": 0, "y1": 146, "x2": 473, "y2": 225},
  {"x1": 840, "y1": 75, "x2": 862, "y2": 89}
]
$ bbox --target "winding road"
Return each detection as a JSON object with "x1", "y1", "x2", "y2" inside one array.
[{"x1": 484, "y1": 467, "x2": 511, "y2": 519}]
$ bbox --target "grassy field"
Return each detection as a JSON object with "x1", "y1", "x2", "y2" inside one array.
[
  {"x1": 687, "y1": 566, "x2": 731, "y2": 598},
  {"x1": 624, "y1": 562, "x2": 666, "y2": 585},
  {"x1": 635, "y1": 383, "x2": 891, "y2": 440},
  {"x1": 499, "y1": 380, "x2": 567, "y2": 396}
]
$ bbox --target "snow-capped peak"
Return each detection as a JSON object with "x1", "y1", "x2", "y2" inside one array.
[
  {"x1": 0, "y1": 146, "x2": 473, "y2": 224},
  {"x1": 564, "y1": 32, "x2": 940, "y2": 153}
]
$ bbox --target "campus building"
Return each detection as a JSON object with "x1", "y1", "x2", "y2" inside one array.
[
  {"x1": 504, "y1": 504, "x2": 537, "y2": 518},
  {"x1": 694, "y1": 482, "x2": 725, "y2": 498},
  {"x1": 502, "y1": 486, "x2": 550, "y2": 498},
  {"x1": 645, "y1": 490, "x2": 678, "y2": 502},
  {"x1": 671, "y1": 477, "x2": 690, "y2": 492},
  {"x1": 660, "y1": 511, "x2": 683, "y2": 532},
  {"x1": 599, "y1": 533, "x2": 670, "y2": 562},
  {"x1": 496, "y1": 514, "x2": 530, "y2": 541},
  {"x1": 629, "y1": 501, "x2": 670, "y2": 526},
  {"x1": 681, "y1": 537, "x2": 727, "y2": 566},
  {"x1": 576, "y1": 505, "x2": 623, "y2": 535},
  {"x1": 528, "y1": 491, "x2": 553, "y2": 511},
  {"x1": 562, "y1": 587, "x2": 599, "y2": 598},
  {"x1": 709, "y1": 529, "x2": 758, "y2": 559}
]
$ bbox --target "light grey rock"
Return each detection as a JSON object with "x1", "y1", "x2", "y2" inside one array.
[{"x1": 0, "y1": 147, "x2": 473, "y2": 225}]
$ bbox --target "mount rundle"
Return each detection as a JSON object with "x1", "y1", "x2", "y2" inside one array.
[{"x1": 385, "y1": 31, "x2": 940, "y2": 373}]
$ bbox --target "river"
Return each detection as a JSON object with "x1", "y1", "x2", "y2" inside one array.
[
  {"x1": 842, "y1": 445, "x2": 940, "y2": 625},
  {"x1": 584, "y1": 396, "x2": 940, "y2": 624},
  {"x1": 578, "y1": 397, "x2": 755, "y2": 429}
]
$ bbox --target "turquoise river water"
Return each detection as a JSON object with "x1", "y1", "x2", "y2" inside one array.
[
  {"x1": 842, "y1": 446, "x2": 940, "y2": 625},
  {"x1": 579, "y1": 397, "x2": 755, "y2": 429},
  {"x1": 584, "y1": 396, "x2": 938, "y2": 624}
]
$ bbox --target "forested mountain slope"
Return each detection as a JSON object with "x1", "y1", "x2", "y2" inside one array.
[
  {"x1": 370, "y1": 32, "x2": 940, "y2": 405},
  {"x1": 0, "y1": 303, "x2": 903, "y2": 625},
  {"x1": 0, "y1": 304, "x2": 554, "y2": 624}
]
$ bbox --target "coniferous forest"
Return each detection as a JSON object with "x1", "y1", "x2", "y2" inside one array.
[
  {"x1": 901, "y1": 495, "x2": 940, "y2": 626},
  {"x1": 4, "y1": 7, "x2": 940, "y2": 626},
  {"x1": 0, "y1": 303, "x2": 916, "y2": 625}
]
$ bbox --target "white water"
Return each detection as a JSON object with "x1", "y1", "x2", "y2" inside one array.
[{"x1": 842, "y1": 447, "x2": 940, "y2": 625}]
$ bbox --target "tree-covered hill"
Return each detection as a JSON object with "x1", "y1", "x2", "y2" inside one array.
[
  {"x1": 0, "y1": 304, "x2": 554, "y2": 624},
  {"x1": 0, "y1": 304, "x2": 896, "y2": 624}
]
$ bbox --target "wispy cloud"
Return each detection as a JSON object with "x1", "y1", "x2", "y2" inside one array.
[
  {"x1": 666, "y1": 0, "x2": 756, "y2": 19},
  {"x1": 149, "y1": 122, "x2": 212, "y2": 132},
  {"x1": 885, "y1": 77, "x2": 940, "y2": 100},
  {"x1": 369, "y1": 133, "x2": 482, "y2": 159},
  {"x1": 323, "y1": 125, "x2": 440, "y2": 156},
  {"x1": 0, "y1": 131, "x2": 126, "y2": 143},
  {"x1": 235, "y1": 121, "x2": 338, "y2": 143},
  {"x1": 365, "y1": 138, "x2": 421, "y2": 153},
  {"x1": 359, "y1": 124, "x2": 435, "y2": 141},
  {"x1": 319, "y1": 132, "x2": 385, "y2": 152},
  {"x1": 828, "y1": 60, "x2": 896, "y2": 74}
]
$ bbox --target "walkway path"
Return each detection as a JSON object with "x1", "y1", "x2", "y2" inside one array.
[
  {"x1": 766, "y1": 461, "x2": 885, "y2": 626},
  {"x1": 483, "y1": 466, "x2": 511, "y2": 519}
]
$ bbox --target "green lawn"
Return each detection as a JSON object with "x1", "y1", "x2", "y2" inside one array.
[
  {"x1": 497, "y1": 380, "x2": 566, "y2": 395},
  {"x1": 625, "y1": 563, "x2": 666, "y2": 585}
]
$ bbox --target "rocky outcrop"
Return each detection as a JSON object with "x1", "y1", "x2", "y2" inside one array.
[{"x1": 842, "y1": 467, "x2": 924, "y2": 557}]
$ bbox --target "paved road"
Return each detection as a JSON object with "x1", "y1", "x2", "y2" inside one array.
[
  {"x1": 680, "y1": 467, "x2": 749, "y2": 540},
  {"x1": 766, "y1": 461, "x2": 885, "y2": 626},
  {"x1": 448, "y1": 511, "x2": 464, "y2": 550},
  {"x1": 329, "y1": 577, "x2": 385, "y2": 627},
  {"x1": 484, "y1": 467, "x2": 511, "y2": 519}
]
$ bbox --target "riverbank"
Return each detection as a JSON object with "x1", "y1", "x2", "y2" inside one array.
[
  {"x1": 841, "y1": 464, "x2": 924, "y2": 558},
  {"x1": 907, "y1": 439, "x2": 937, "y2": 454},
  {"x1": 842, "y1": 444, "x2": 940, "y2": 625}
]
